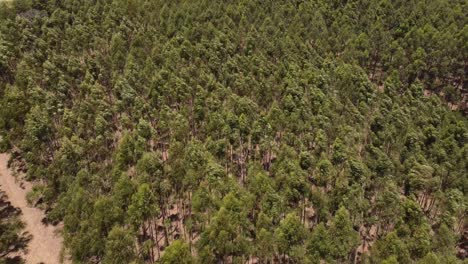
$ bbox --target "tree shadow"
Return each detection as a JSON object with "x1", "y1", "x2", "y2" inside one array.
[
  {"x1": 0, "y1": 190, "x2": 31, "y2": 263},
  {"x1": 3, "y1": 256, "x2": 23, "y2": 264}
]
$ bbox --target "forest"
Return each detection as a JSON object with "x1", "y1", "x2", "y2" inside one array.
[{"x1": 0, "y1": 0, "x2": 467, "y2": 263}]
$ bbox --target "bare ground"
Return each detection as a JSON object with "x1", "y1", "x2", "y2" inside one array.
[{"x1": 0, "y1": 153, "x2": 66, "y2": 264}]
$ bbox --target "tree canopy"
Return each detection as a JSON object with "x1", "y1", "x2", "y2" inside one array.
[{"x1": 0, "y1": 0, "x2": 466, "y2": 263}]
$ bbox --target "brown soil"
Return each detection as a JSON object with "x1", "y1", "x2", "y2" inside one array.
[{"x1": 0, "y1": 153, "x2": 66, "y2": 264}]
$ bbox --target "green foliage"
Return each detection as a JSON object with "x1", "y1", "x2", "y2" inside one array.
[
  {"x1": 197, "y1": 191, "x2": 253, "y2": 263},
  {"x1": 0, "y1": 0, "x2": 466, "y2": 263},
  {"x1": 102, "y1": 226, "x2": 135, "y2": 264},
  {"x1": 307, "y1": 223, "x2": 333, "y2": 262},
  {"x1": 329, "y1": 207, "x2": 360, "y2": 261},
  {"x1": 275, "y1": 213, "x2": 308, "y2": 261},
  {"x1": 371, "y1": 232, "x2": 411, "y2": 264},
  {"x1": 159, "y1": 240, "x2": 194, "y2": 264},
  {"x1": 128, "y1": 183, "x2": 157, "y2": 229}
]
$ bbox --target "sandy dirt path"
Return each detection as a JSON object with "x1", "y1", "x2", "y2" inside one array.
[{"x1": 0, "y1": 153, "x2": 65, "y2": 264}]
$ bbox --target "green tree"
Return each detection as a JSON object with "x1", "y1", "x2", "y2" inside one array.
[
  {"x1": 197, "y1": 192, "x2": 252, "y2": 263},
  {"x1": 160, "y1": 240, "x2": 194, "y2": 264},
  {"x1": 306, "y1": 223, "x2": 333, "y2": 263},
  {"x1": 432, "y1": 224, "x2": 456, "y2": 255},
  {"x1": 329, "y1": 207, "x2": 360, "y2": 261},
  {"x1": 102, "y1": 226, "x2": 135, "y2": 264},
  {"x1": 275, "y1": 213, "x2": 308, "y2": 262},
  {"x1": 127, "y1": 183, "x2": 157, "y2": 230},
  {"x1": 371, "y1": 232, "x2": 411, "y2": 264}
]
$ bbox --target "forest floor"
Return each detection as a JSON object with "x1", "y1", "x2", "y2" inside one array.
[{"x1": 0, "y1": 153, "x2": 66, "y2": 264}]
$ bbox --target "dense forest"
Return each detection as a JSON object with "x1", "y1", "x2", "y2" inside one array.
[{"x1": 0, "y1": 0, "x2": 467, "y2": 263}]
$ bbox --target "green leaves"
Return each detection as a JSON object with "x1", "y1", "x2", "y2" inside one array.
[
  {"x1": 371, "y1": 232, "x2": 411, "y2": 264},
  {"x1": 307, "y1": 223, "x2": 332, "y2": 262},
  {"x1": 102, "y1": 226, "x2": 136, "y2": 264},
  {"x1": 160, "y1": 240, "x2": 194, "y2": 264},
  {"x1": 275, "y1": 213, "x2": 307, "y2": 255},
  {"x1": 0, "y1": 0, "x2": 466, "y2": 263},
  {"x1": 128, "y1": 183, "x2": 157, "y2": 229},
  {"x1": 197, "y1": 191, "x2": 253, "y2": 262},
  {"x1": 329, "y1": 207, "x2": 360, "y2": 261}
]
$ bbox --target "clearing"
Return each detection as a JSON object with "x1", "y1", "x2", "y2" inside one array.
[{"x1": 0, "y1": 153, "x2": 66, "y2": 264}]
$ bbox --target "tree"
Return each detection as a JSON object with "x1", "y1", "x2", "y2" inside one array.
[
  {"x1": 256, "y1": 228, "x2": 275, "y2": 263},
  {"x1": 416, "y1": 252, "x2": 441, "y2": 264},
  {"x1": 127, "y1": 183, "x2": 158, "y2": 261},
  {"x1": 432, "y1": 224, "x2": 456, "y2": 255},
  {"x1": 112, "y1": 173, "x2": 136, "y2": 211},
  {"x1": 159, "y1": 240, "x2": 194, "y2": 264},
  {"x1": 381, "y1": 256, "x2": 400, "y2": 264},
  {"x1": 90, "y1": 196, "x2": 124, "y2": 256},
  {"x1": 329, "y1": 207, "x2": 360, "y2": 261},
  {"x1": 306, "y1": 223, "x2": 333, "y2": 263},
  {"x1": 197, "y1": 192, "x2": 252, "y2": 263},
  {"x1": 371, "y1": 232, "x2": 411, "y2": 264},
  {"x1": 408, "y1": 222, "x2": 432, "y2": 259},
  {"x1": 102, "y1": 226, "x2": 135, "y2": 264},
  {"x1": 275, "y1": 213, "x2": 308, "y2": 262},
  {"x1": 115, "y1": 132, "x2": 139, "y2": 169}
]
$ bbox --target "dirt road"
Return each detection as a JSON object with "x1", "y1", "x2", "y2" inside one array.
[{"x1": 0, "y1": 153, "x2": 65, "y2": 264}]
